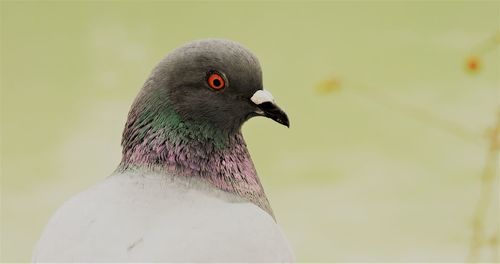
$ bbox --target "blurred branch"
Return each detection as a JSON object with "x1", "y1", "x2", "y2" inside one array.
[
  {"x1": 472, "y1": 31, "x2": 500, "y2": 55},
  {"x1": 348, "y1": 82, "x2": 483, "y2": 145},
  {"x1": 467, "y1": 111, "x2": 500, "y2": 263},
  {"x1": 315, "y1": 30, "x2": 499, "y2": 262},
  {"x1": 465, "y1": 30, "x2": 500, "y2": 263}
]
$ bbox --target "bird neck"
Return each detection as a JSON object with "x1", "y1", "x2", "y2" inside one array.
[{"x1": 118, "y1": 105, "x2": 273, "y2": 217}]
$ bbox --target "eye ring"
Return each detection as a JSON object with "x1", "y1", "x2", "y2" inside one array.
[{"x1": 206, "y1": 70, "x2": 226, "y2": 90}]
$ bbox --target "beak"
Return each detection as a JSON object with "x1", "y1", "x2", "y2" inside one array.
[{"x1": 251, "y1": 90, "x2": 290, "y2": 128}]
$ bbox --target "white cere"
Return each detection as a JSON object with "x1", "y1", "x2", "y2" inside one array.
[{"x1": 251, "y1": 90, "x2": 275, "y2": 105}]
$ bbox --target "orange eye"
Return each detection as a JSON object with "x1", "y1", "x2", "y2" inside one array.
[{"x1": 207, "y1": 72, "x2": 225, "y2": 90}]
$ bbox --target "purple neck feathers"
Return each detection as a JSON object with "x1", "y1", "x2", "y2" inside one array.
[{"x1": 118, "y1": 106, "x2": 273, "y2": 216}]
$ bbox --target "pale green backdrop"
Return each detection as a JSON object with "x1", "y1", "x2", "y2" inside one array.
[{"x1": 1, "y1": 1, "x2": 499, "y2": 262}]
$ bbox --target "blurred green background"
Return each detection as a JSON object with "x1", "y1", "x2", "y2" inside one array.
[{"x1": 1, "y1": 1, "x2": 499, "y2": 262}]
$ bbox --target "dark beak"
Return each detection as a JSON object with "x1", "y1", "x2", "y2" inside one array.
[{"x1": 256, "y1": 101, "x2": 290, "y2": 128}]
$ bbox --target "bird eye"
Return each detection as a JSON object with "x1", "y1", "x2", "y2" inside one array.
[{"x1": 206, "y1": 71, "x2": 225, "y2": 90}]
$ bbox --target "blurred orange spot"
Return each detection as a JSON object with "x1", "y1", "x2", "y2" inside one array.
[
  {"x1": 466, "y1": 56, "x2": 481, "y2": 73},
  {"x1": 316, "y1": 77, "x2": 341, "y2": 94}
]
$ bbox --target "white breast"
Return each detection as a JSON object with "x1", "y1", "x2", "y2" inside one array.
[{"x1": 33, "y1": 172, "x2": 294, "y2": 262}]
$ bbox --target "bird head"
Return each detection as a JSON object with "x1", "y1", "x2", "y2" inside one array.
[{"x1": 137, "y1": 39, "x2": 289, "y2": 134}]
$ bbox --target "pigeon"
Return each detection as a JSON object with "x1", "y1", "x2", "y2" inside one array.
[{"x1": 33, "y1": 39, "x2": 294, "y2": 262}]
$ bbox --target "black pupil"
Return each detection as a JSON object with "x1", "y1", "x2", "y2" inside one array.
[{"x1": 212, "y1": 79, "x2": 221, "y2": 87}]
